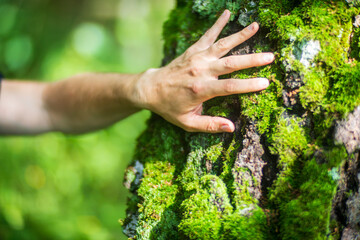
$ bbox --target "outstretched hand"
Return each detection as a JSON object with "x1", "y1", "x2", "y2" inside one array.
[{"x1": 133, "y1": 10, "x2": 274, "y2": 133}]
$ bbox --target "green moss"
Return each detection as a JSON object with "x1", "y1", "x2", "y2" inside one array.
[
  {"x1": 162, "y1": 2, "x2": 213, "y2": 60},
  {"x1": 179, "y1": 175, "x2": 268, "y2": 240},
  {"x1": 222, "y1": 208, "x2": 268, "y2": 240},
  {"x1": 206, "y1": 104, "x2": 231, "y2": 118},
  {"x1": 326, "y1": 62, "x2": 360, "y2": 117},
  {"x1": 125, "y1": 117, "x2": 185, "y2": 239},
  {"x1": 271, "y1": 116, "x2": 308, "y2": 167},
  {"x1": 246, "y1": 1, "x2": 358, "y2": 238},
  {"x1": 205, "y1": 142, "x2": 223, "y2": 163},
  {"x1": 232, "y1": 168, "x2": 259, "y2": 206},
  {"x1": 268, "y1": 116, "x2": 309, "y2": 207},
  {"x1": 220, "y1": 138, "x2": 239, "y2": 183},
  {"x1": 135, "y1": 160, "x2": 179, "y2": 238},
  {"x1": 178, "y1": 175, "x2": 232, "y2": 239},
  {"x1": 299, "y1": 69, "x2": 328, "y2": 113},
  {"x1": 240, "y1": 80, "x2": 283, "y2": 134},
  {"x1": 124, "y1": 0, "x2": 360, "y2": 239},
  {"x1": 279, "y1": 158, "x2": 339, "y2": 240},
  {"x1": 178, "y1": 133, "x2": 221, "y2": 192},
  {"x1": 350, "y1": 27, "x2": 360, "y2": 60},
  {"x1": 192, "y1": 0, "x2": 260, "y2": 23}
]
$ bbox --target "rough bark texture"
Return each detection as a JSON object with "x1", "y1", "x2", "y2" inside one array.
[{"x1": 122, "y1": 1, "x2": 360, "y2": 239}]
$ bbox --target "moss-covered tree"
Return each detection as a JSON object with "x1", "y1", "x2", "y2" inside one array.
[{"x1": 122, "y1": 0, "x2": 360, "y2": 239}]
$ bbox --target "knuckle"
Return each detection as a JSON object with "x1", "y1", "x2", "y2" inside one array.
[
  {"x1": 183, "y1": 49, "x2": 193, "y2": 59},
  {"x1": 215, "y1": 38, "x2": 228, "y2": 51},
  {"x1": 189, "y1": 54, "x2": 201, "y2": 63},
  {"x1": 223, "y1": 80, "x2": 237, "y2": 94},
  {"x1": 190, "y1": 81, "x2": 203, "y2": 94},
  {"x1": 237, "y1": 31, "x2": 249, "y2": 43},
  {"x1": 223, "y1": 58, "x2": 235, "y2": 69},
  {"x1": 187, "y1": 56, "x2": 204, "y2": 77},
  {"x1": 205, "y1": 121, "x2": 218, "y2": 132},
  {"x1": 189, "y1": 65, "x2": 201, "y2": 77},
  {"x1": 187, "y1": 55, "x2": 197, "y2": 65},
  {"x1": 239, "y1": 29, "x2": 248, "y2": 38},
  {"x1": 204, "y1": 29, "x2": 212, "y2": 39},
  {"x1": 184, "y1": 47, "x2": 200, "y2": 59}
]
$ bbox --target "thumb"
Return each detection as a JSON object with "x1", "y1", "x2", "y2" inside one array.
[{"x1": 187, "y1": 115, "x2": 235, "y2": 133}]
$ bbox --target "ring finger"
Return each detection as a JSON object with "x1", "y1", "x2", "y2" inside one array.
[{"x1": 210, "y1": 53, "x2": 275, "y2": 76}]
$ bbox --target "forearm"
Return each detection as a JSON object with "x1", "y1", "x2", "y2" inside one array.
[
  {"x1": 43, "y1": 73, "x2": 143, "y2": 134},
  {"x1": 0, "y1": 73, "x2": 143, "y2": 135}
]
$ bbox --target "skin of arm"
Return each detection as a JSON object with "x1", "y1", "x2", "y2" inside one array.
[{"x1": 0, "y1": 10, "x2": 274, "y2": 135}]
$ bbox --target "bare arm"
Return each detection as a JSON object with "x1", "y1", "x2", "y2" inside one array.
[
  {"x1": 0, "y1": 80, "x2": 50, "y2": 135},
  {"x1": 0, "y1": 73, "x2": 142, "y2": 134},
  {"x1": 0, "y1": 10, "x2": 274, "y2": 135}
]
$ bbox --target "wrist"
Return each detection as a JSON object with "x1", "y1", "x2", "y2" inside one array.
[{"x1": 130, "y1": 68, "x2": 160, "y2": 111}]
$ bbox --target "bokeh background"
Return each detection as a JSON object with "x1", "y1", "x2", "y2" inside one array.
[{"x1": 0, "y1": 0, "x2": 175, "y2": 239}]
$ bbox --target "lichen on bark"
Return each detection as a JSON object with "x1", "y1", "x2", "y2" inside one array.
[{"x1": 122, "y1": 1, "x2": 360, "y2": 239}]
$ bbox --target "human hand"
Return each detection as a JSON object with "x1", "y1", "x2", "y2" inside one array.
[{"x1": 134, "y1": 10, "x2": 274, "y2": 133}]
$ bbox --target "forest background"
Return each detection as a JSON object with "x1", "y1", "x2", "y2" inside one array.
[{"x1": 0, "y1": 0, "x2": 174, "y2": 239}]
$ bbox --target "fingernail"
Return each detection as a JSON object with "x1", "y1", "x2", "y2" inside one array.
[
  {"x1": 259, "y1": 78, "x2": 269, "y2": 88},
  {"x1": 263, "y1": 53, "x2": 274, "y2": 62},
  {"x1": 222, "y1": 10, "x2": 229, "y2": 17},
  {"x1": 247, "y1": 23, "x2": 255, "y2": 31},
  {"x1": 221, "y1": 124, "x2": 232, "y2": 132}
]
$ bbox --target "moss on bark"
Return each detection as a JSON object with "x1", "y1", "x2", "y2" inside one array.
[{"x1": 122, "y1": 1, "x2": 360, "y2": 239}]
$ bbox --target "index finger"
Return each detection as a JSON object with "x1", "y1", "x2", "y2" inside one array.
[
  {"x1": 188, "y1": 10, "x2": 231, "y2": 53},
  {"x1": 207, "y1": 22, "x2": 259, "y2": 58}
]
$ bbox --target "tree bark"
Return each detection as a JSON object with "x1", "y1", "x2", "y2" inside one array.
[{"x1": 122, "y1": 1, "x2": 360, "y2": 239}]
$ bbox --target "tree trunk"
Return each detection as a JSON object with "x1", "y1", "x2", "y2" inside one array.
[{"x1": 122, "y1": 1, "x2": 360, "y2": 239}]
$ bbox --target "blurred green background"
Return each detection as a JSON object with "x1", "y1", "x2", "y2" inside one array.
[{"x1": 0, "y1": 0, "x2": 174, "y2": 239}]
